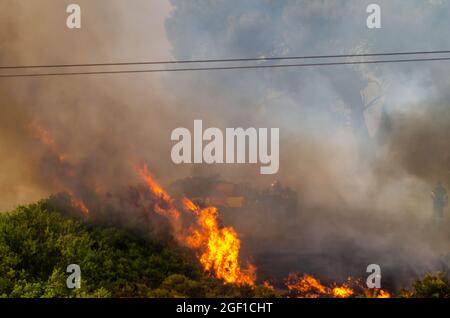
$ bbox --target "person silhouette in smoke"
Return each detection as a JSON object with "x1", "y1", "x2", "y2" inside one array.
[{"x1": 431, "y1": 182, "x2": 448, "y2": 227}]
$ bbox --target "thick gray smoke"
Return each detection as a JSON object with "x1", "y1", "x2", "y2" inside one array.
[
  {"x1": 164, "y1": 0, "x2": 450, "y2": 289},
  {"x1": 0, "y1": 0, "x2": 191, "y2": 210},
  {"x1": 1, "y1": 0, "x2": 450, "y2": 290}
]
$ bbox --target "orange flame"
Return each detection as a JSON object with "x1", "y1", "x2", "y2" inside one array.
[
  {"x1": 364, "y1": 288, "x2": 392, "y2": 298},
  {"x1": 134, "y1": 164, "x2": 182, "y2": 235},
  {"x1": 263, "y1": 281, "x2": 275, "y2": 290},
  {"x1": 135, "y1": 163, "x2": 255, "y2": 286},
  {"x1": 136, "y1": 164, "x2": 172, "y2": 202},
  {"x1": 331, "y1": 285, "x2": 354, "y2": 298},
  {"x1": 286, "y1": 273, "x2": 329, "y2": 298},
  {"x1": 29, "y1": 120, "x2": 67, "y2": 163},
  {"x1": 67, "y1": 190, "x2": 90, "y2": 216},
  {"x1": 29, "y1": 120, "x2": 88, "y2": 216},
  {"x1": 186, "y1": 206, "x2": 256, "y2": 285},
  {"x1": 377, "y1": 290, "x2": 392, "y2": 298},
  {"x1": 286, "y1": 273, "x2": 391, "y2": 298},
  {"x1": 181, "y1": 197, "x2": 199, "y2": 214}
]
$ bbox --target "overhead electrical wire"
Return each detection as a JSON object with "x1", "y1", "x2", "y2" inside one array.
[
  {"x1": 1, "y1": 50, "x2": 450, "y2": 78},
  {"x1": 1, "y1": 49, "x2": 450, "y2": 70}
]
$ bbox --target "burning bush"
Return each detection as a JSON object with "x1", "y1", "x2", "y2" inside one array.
[{"x1": 285, "y1": 273, "x2": 391, "y2": 298}]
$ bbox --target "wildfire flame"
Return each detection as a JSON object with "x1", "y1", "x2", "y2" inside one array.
[
  {"x1": 29, "y1": 120, "x2": 89, "y2": 216},
  {"x1": 377, "y1": 290, "x2": 391, "y2": 298},
  {"x1": 331, "y1": 285, "x2": 354, "y2": 298},
  {"x1": 134, "y1": 164, "x2": 183, "y2": 239},
  {"x1": 29, "y1": 121, "x2": 395, "y2": 294},
  {"x1": 364, "y1": 288, "x2": 392, "y2": 298},
  {"x1": 286, "y1": 273, "x2": 329, "y2": 298},
  {"x1": 135, "y1": 163, "x2": 255, "y2": 286},
  {"x1": 67, "y1": 190, "x2": 90, "y2": 216},
  {"x1": 29, "y1": 120, "x2": 67, "y2": 163},
  {"x1": 185, "y1": 206, "x2": 256, "y2": 285},
  {"x1": 286, "y1": 273, "x2": 391, "y2": 298}
]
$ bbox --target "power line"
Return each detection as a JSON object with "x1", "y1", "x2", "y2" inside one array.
[
  {"x1": 1, "y1": 50, "x2": 450, "y2": 70},
  {"x1": 1, "y1": 56, "x2": 450, "y2": 78}
]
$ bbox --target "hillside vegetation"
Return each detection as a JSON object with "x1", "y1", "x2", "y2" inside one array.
[
  {"x1": 0, "y1": 200, "x2": 448, "y2": 298},
  {"x1": 0, "y1": 201, "x2": 274, "y2": 298}
]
